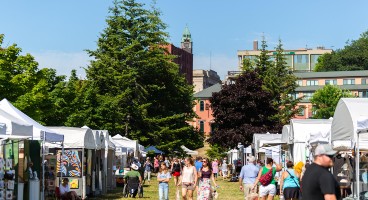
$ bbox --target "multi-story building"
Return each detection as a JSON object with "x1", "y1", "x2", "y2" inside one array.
[
  {"x1": 164, "y1": 26, "x2": 193, "y2": 84},
  {"x1": 294, "y1": 70, "x2": 368, "y2": 119},
  {"x1": 237, "y1": 41, "x2": 332, "y2": 72},
  {"x1": 193, "y1": 69, "x2": 221, "y2": 93},
  {"x1": 192, "y1": 83, "x2": 221, "y2": 136}
]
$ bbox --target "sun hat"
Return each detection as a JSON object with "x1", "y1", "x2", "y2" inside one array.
[{"x1": 131, "y1": 163, "x2": 139, "y2": 170}]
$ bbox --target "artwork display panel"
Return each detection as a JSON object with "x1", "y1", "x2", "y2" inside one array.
[{"x1": 56, "y1": 150, "x2": 82, "y2": 178}]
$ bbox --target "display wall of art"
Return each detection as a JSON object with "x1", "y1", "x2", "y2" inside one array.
[{"x1": 56, "y1": 150, "x2": 82, "y2": 178}]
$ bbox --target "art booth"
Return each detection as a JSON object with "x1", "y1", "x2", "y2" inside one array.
[
  {"x1": 331, "y1": 98, "x2": 368, "y2": 199},
  {"x1": 252, "y1": 133, "x2": 284, "y2": 165},
  {"x1": 288, "y1": 119, "x2": 332, "y2": 163},
  {"x1": 0, "y1": 108, "x2": 33, "y2": 200},
  {"x1": 47, "y1": 127, "x2": 96, "y2": 199}
]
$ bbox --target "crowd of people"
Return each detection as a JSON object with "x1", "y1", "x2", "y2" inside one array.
[{"x1": 121, "y1": 143, "x2": 343, "y2": 200}]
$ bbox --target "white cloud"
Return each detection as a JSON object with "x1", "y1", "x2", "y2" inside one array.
[
  {"x1": 194, "y1": 54, "x2": 238, "y2": 80},
  {"x1": 32, "y1": 51, "x2": 90, "y2": 78}
]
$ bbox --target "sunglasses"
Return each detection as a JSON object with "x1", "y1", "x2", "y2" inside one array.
[
  {"x1": 202, "y1": 160, "x2": 207, "y2": 163},
  {"x1": 324, "y1": 154, "x2": 334, "y2": 159}
]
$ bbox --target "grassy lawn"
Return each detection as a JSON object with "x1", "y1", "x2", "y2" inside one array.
[{"x1": 90, "y1": 174, "x2": 281, "y2": 200}]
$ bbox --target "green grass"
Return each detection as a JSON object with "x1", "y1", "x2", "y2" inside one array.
[{"x1": 90, "y1": 174, "x2": 281, "y2": 200}]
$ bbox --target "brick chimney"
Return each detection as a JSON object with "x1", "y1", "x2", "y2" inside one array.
[{"x1": 253, "y1": 40, "x2": 258, "y2": 51}]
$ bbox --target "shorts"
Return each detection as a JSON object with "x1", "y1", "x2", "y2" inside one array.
[
  {"x1": 283, "y1": 187, "x2": 300, "y2": 199},
  {"x1": 182, "y1": 183, "x2": 195, "y2": 190},
  {"x1": 173, "y1": 171, "x2": 180, "y2": 177},
  {"x1": 259, "y1": 184, "x2": 276, "y2": 197}
]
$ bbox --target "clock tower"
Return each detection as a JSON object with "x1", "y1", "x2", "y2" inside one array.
[{"x1": 181, "y1": 26, "x2": 193, "y2": 54}]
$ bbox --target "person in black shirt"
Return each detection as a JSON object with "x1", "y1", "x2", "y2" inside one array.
[{"x1": 302, "y1": 144, "x2": 341, "y2": 200}]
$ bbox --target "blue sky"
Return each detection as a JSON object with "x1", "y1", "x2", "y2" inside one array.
[{"x1": 1, "y1": 0, "x2": 368, "y2": 80}]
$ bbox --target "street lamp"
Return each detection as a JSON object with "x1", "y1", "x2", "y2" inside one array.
[{"x1": 125, "y1": 114, "x2": 131, "y2": 136}]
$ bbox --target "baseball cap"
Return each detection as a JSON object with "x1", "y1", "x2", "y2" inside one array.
[
  {"x1": 248, "y1": 156, "x2": 256, "y2": 162},
  {"x1": 314, "y1": 144, "x2": 337, "y2": 156}
]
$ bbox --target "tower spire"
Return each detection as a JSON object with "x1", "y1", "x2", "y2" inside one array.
[{"x1": 181, "y1": 25, "x2": 193, "y2": 54}]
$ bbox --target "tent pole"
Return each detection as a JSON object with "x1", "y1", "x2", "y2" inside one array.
[
  {"x1": 356, "y1": 133, "x2": 360, "y2": 198},
  {"x1": 42, "y1": 131, "x2": 45, "y2": 200}
]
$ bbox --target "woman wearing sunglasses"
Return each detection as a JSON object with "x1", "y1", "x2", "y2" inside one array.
[
  {"x1": 178, "y1": 157, "x2": 198, "y2": 200},
  {"x1": 197, "y1": 158, "x2": 218, "y2": 200}
]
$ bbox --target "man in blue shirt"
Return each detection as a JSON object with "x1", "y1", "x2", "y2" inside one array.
[
  {"x1": 239, "y1": 156, "x2": 260, "y2": 199},
  {"x1": 195, "y1": 156, "x2": 203, "y2": 172}
]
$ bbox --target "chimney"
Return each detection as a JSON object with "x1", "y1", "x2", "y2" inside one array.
[{"x1": 253, "y1": 40, "x2": 258, "y2": 51}]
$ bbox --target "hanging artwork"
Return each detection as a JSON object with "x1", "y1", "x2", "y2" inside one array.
[
  {"x1": 6, "y1": 181, "x2": 13, "y2": 190},
  {"x1": 0, "y1": 190, "x2": 4, "y2": 199},
  {"x1": 69, "y1": 179, "x2": 79, "y2": 189},
  {"x1": 0, "y1": 159, "x2": 4, "y2": 169},
  {"x1": 5, "y1": 190, "x2": 12, "y2": 200},
  {"x1": 56, "y1": 150, "x2": 82, "y2": 178},
  {"x1": 5, "y1": 160, "x2": 11, "y2": 169},
  {"x1": 0, "y1": 181, "x2": 4, "y2": 189}
]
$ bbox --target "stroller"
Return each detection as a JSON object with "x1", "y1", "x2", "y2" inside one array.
[{"x1": 123, "y1": 176, "x2": 143, "y2": 198}]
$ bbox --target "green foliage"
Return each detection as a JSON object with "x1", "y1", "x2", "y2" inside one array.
[
  {"x1": 0, "y1": 34, "x2": 67, "y2": 125},
  {"x1": 73, "y1": 0, "x2": 203, "y2": 152},
  {"x1": 206, "y1": 144, "x2": 227, "y2": 160},
  {"x1": 262, "y1": 39, "x2": 301, "y2": 124},
  {"x1": 315, "y1": 30, "x2": 368, "y2": 71},
  {"x1": 310, "y1": 85, "x2": 354, "y2": 119},
  {"x1": 208, "y1": 71, "x2": 280, "y2": 148}
]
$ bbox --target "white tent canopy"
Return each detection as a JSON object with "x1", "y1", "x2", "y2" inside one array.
[
  {"x1": 289, "y1": 119, "x2": 332, "y2": 163},
  {"x1": 252, "y1": 133, "x2": 283, "y2": 153},
  {"x1": 0, "y1": 109, "x2": 33, "y2": 136},
  {"x1": 281, "y1": 125, "x2": 290, "y2": 144},
  {"x1": 181, "y1": 145, "x2": 198, "y2": 155},
  {"x1": 92, "y1": 130, "x2": 102, "y2": 150},
  {"x1": 331, "y1": 98, "x2": 368, "y2": 149},
  {"x1": 47, "y1": 127, "x2": 95, "y2": 149},
  {"x1": 112, "y1": 134, "x2": 139, "y2": 156},
  {"x1": 0, "y1": 99, "x2": 64, "y2": 142}
]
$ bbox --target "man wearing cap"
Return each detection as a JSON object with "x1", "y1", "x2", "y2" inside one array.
[
  {"x1": 239, "y1": 156, "x2": 259, "y2": 199},
  {"x1": 302, "y1": 144, "x2": 341, "y2": 200}
]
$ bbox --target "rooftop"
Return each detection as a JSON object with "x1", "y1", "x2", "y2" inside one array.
[{"x1": 194, "y1": 83, "x2": 221, "y2": 98}]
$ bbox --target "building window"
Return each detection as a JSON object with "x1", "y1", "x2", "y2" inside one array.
[
  {"x1": 303, "y1": 92, "x2": 314, "y2": 100},
  {"x1": 298, "y1": 106, "x2": 305, "y2": 116},
  {"x1": 200, "y1": 101, "x2": 204, "y2": 111},
  {"x1": 311, "y1": 55, "x2": 321, "y2": 71},
  {"x1": 343, "y1": 79, "x2": 355, "y2": 85},
  {"x1": 306, "y1": 80, "x2": 319, "y2": 86},
  {"x1": 296, "y1": 80, "x2": 303, "y2": 86},
  {"x1": 199, "y1": 121, "x2": 204, "y2": 133},
  {"x1": 288, "y1": 93, "x2": 298, "y2": 100},
  {"x1": 294, "y1": 54, "x2": 309, "y2": 71},
  {"x1": 325, "y1": 79, "x2": 337, "y2": 85},
  {"x1": 359, "y1": 91, "x2": 368, "y2": 98},
  {"x1": 362, "y1": 79, "x2": 367, "y2": 85}
]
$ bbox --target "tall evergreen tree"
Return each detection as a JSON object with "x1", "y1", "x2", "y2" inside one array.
[{"x1": 75, "y1": 0, "x2": 202, "y2": 151}]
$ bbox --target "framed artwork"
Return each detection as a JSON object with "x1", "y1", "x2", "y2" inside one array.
[
  {"x1": 5, "y1": 160, "x2": 11, "y2": 169},
  {"x1": 47, "y1": 180, "x2": 55, "y2": 187},
  {"x1": 0, "y1": 181, "x2": 3, "y2": 189},
  {"x1": 56, "y1": 150, "x2": 82, "y2": 178},
  {"x1": 0, "y1": 190, "x2": 3, "y2": 198},
  {"x1": 5, "y1": 190, "x2": 11, "y2": 200},
  {"x1": 69, "y1": 179, "x2": 79, "y2": 189},
  {"x1": 6, "y1": 181, "x2": 13, "y2": 190}
]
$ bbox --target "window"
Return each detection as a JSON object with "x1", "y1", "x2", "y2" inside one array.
[
  {"x1": 298, "y1": 106, "x2": 305, "y2": 116},
  {"x1": 359, "y1": 91, "x2": 368, "y2": 98},
  {"x1": 343, "y1": 79, "x2": 355, "y2": 85},
  {"x1": 312, "y1": 106, "x2": 317, "y2": 116},
  {"x1": 303, "y1": 92, "x2": 314, "y2": 100},
  {"x1": 311, "y1": 55, "x2": 321, "y2": 71},
  {"x1": 200, "y1": 101, "x2": 204, "y2": 111},
  {"x1": 325, "y1": 79, "x2": 337, "y2": 85},
  {"x1": 296, "y1": 80, "x2": 303, "y2": 86},
  {"x1": 294, "y1": 54, "x2": 309, "y2": 71},
  {"x1": 288, "y1": 93, "x2": 298, "y2": 100},
  {"x1": 362, "y1": 79, "x2": 367, "y2": 85},
  {"x1": 199, "y1": 121, "x2": 204, "y2": 133},
  {"x1": 284, "y1": 55, "x2": 293, "y2": 68},
  {"x1": 306, "y1": 80, "x2": 319, "y2": 86}
]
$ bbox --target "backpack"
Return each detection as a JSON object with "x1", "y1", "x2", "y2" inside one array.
[{"x1": 259, "y1": 167, "x2": 274, "y2": 186}]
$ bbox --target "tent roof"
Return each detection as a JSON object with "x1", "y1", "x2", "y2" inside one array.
[
  {"x1": 0, "y1": 99, "x2": 63, "y2": 142},
  {"x1": 181, "y1": 145, "x2": 198, "y2": 155},
  {"x1": 47, "y1": 127, "x2": 95, "y2": 149},
  {"x1": 331, "y1": 98, "x2": 368, "y2": 148},
  {"x1": 281, "y1": 125, "x2": 290, "y2": 144},
  {"x1": 252, "y1": 133, "x2": 283, "y2": 153},
  {"x1": 144, "y1": 146, "x2": 164, "y2": 154},
  {"x1": 290, "y1": 119, "x2": 332, "y2": 143},
  {"x1": 91, "y1": 130, "x2": 102, "y2": 150},
  {"x1": 0, "y1": 109, "x2": 33, "y2": 137}
]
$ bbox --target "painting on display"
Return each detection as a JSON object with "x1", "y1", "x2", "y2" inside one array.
[
  {"x1": 56, "y1": 150, "x2": 82, "y2": 178},
  {"x1": 69, "y1": 178, "x2": 79, "y2": 189}
]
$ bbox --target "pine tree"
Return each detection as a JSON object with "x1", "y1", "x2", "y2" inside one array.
[{"x1": 75, "y1": 0, "x2": 202, "y2": 151}]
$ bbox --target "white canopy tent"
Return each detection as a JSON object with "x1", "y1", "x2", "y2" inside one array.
[
  {"x1": 47, "y1": 127, "x2": 95, "y2": 149},
  {"x1": 181, "y1": 145, "x2": 198, "y2": 156},
  {"x1": 331, "y1": 98, "x2": 368, "y2": 149},
  {"x1": 281, "y1": 125, "x2": 290, "y2": 144},
  {"x1": 0, "y1": 99, "x2": 64, "y2": 142},
  {"x1": 289, "y1": 119, "x2": 332, "y2": 163},
  {"x1": 111, "y1": 135, "x2": 139, "y2": 157},
  {"x1": 252, "y1": 133, "x2": 283, "y2": 154},
  {"x1": 0, "y1": 109, "x2": 33, "y2": 136}
]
